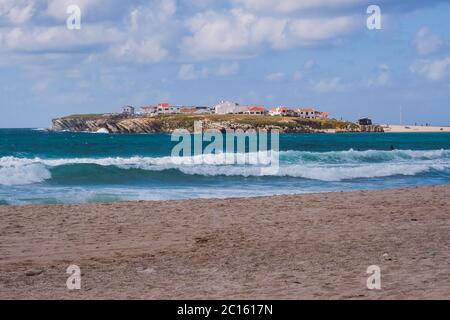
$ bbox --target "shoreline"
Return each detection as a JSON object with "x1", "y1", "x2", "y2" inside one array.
[
  {"x1": 381, "y1": 124, "x2": 450, "y2": 133},
  {"x1": 1, "y1": 183, "x2": 449, "y2": 207},
  {"x1": 1, "y1": 185, "x2": 450, "y2": 299}
]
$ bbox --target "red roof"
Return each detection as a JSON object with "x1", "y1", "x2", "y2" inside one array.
[
  {"x1": 249, "y1": 106, "x2": 266, "y2": 112},
  {"x1": 158, "y1": 103, "x2": 170, "y2": 107},
  {"x1": 298, "y1": 108, "x2": 315, "y2": 112}
]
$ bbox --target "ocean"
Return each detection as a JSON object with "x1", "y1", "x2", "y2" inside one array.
[{"x1": 1, "y1": 128, "x2": 450, "y2": 205}]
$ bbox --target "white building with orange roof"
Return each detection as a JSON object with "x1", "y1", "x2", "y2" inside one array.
[
  {"x1": 269, "y1": 106, "x2": 294, "y2": 116},
  {"x1": 245, "y1": 106, "x2": 268, "y2": 115},
  {"x1": 297, "y1": 107, "x2": 316, "y2": 119},
  {"x1": 156, "y1": 103, "x2": 181, "y2": 114},
  {"x1": 296, "y1": 107, "x2": 330, "y2": 119}
]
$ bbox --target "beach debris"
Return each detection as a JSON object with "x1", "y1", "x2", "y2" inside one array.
[
  {"x1": 25, "y1": 269, "x2": 44, "y2": 277},
  {"x1": 195, "y1": 236, "x2": 211, "y2": 244},
  {"x1": 137, "y1": 267, "x2": 155, "y2": 274},
  {"x1": 382, "y1": 253, "x2": 392, "y2": 261}
]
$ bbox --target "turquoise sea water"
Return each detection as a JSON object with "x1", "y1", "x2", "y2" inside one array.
[{"x1": 1, "y1": 128, "x2": 450, "y2": 205}]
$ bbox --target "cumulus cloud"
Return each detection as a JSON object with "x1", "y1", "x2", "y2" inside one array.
[
  {"x1": 0, "y1": 0, "x2": 36, "y2": 24},
  {"x1": 233, "y1": 0, "x2": 448, "y2": 14},
  {"x1": 233, "y1": 0, "x2": 363, "y2": 14},
  {"x1": 410, "y1": 57, "x2": 450, "y2": 81},
  {"x1": 110, "y1": 1, "x2": 177, "y2": 63},
  {"x1": 0, "y1": 0, "x2": 176, "y2": 66},
  {"x1": 0, "y1": 0, "x2": 448, "y2": 68},
  {"x1": 414, "y1": 27, "x2": 443, "y2": 56},
  {"x1": 2, "y1": 24, "x2": 122, "y2": 52},
  {"x1": 180, "y1": 8, "x2": 358, "y2": 59}
]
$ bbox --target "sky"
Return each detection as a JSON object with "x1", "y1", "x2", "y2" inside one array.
[{"x1": 1, "y1": 0, "x2": 450, "y2": 128}]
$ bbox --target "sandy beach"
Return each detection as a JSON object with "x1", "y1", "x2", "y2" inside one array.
[
  {"x1": 1, "y1": 185, "x2": 450, "y2": 299},
  {"x1": 382, "y1": 124, "x2": 450, "y2": 133}
]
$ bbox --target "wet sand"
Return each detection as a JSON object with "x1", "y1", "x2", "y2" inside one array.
[{"x1": 1, "y1": 185, "x2": 450, "y2": 299}]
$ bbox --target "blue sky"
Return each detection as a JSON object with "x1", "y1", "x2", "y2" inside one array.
[{"x1": 1, "y1": 0, "x2": 450, "y2": 128}]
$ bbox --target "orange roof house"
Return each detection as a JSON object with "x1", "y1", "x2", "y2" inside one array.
[
  {"x1": 248, "y1": 106, "x2": 266, "y2": 112},
  {"x1": 298, "y1": 108, "x2": 315, "y2": 113}
]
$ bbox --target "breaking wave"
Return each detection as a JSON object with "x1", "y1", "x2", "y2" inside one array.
[{"x1": 1, "y1": 149, "x2": 449, "y2": 186}]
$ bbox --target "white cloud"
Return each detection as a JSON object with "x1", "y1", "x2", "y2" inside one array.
[
  {"x1": 110, "y1": 1, "x2": 177, "y2": 64},
  {"x1": 232, "y1": 0, "x2": 364, "y2": 14},
  {"x1": 414, "y1": 27, "x2": 443, "y2": 56},
  {"x1": 311, "y1": 77, "x2": 349, "y2": 92},
  {"x1": 181, "y1": 8, "x2": 358, "y2": 59},
  {"x1": 0, "y1": 0, "x2": 177, "y2": 66},
  {"x1": 233, "y1": 0, "x2": 447, "y2": 14},
  {"x1": 0, "y1": 0, "x2": 36, "y2": 24},
  {"x1": 216, "y1": 61, "x2": 240, "y2": 76},
  {"x1": 410, "y1": 57, "x2": 450, "y2": 81},
  {"x1": 45, "y1": 0, "x2": 111, "y2": 21},
  {"x1": 2, "y1": 24, "x2": 122, "y2": 52},
  {"x1": 0, "y1": 0, "x2": 446, "y2": 71},
  {"x1": 178, "y1": 64, "x2": 209, "y2": 80}
]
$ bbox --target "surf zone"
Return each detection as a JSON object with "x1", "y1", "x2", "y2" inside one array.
[{"x1": 170, "y1": 121, "x2": 280, "y2": 175}]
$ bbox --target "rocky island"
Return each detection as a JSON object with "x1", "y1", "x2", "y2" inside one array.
[{"x1": 52, "y1": 114, "x2": 381, "y2": 134}]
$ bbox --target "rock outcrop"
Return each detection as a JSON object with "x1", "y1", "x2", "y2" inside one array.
[{"x1": 52, "y1": 114, "x2": 369, "y2": 134}]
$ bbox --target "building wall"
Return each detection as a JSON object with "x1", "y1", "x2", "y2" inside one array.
[{"x1": 214, "y1": 101, "x2": 249, "y2": 114}]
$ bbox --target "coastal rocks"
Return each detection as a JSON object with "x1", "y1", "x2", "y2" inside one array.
[
  {"x1": 52, "y1": 115, "x2": 162, "y2": 134},
  {"x1": 52, "y1": 114, "x2": 361, "y2": 134}
]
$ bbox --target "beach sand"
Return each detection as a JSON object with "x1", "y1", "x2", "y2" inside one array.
[
  {"x1": 1, "y1": 185, "x2": 450, "y2": 299},
  {"x1": 382, "y1": 124, "x2": 450, "y2": 133}
]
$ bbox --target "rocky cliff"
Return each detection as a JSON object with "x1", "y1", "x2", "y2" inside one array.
[{"x1": 52, "y1": 114, "x2": 370, "y2": 134}]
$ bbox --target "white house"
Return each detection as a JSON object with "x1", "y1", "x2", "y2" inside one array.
[
  {"x1": 245, "y1": 106, "x2": 268, "y2": 115},
  {"x1": 214, "y1": 101, "x2": 250, "y2": 114},
  {"x1": 140, "y1": 106, "x2": 157, "y2": 115},
  {"x1": 297, "y1": 108, "x2": 330, "y2": 119},
  {"x1": 156, "y1": 103, "x2": 181, "y2": 114},
  {"x1": 297, "y1": 108, "x2": 315, "y2": 119},
  {"x1": 269, "y1": 107, "x2": 294, "y2": 116},
  {"x1": 122, "y1": 106, "x2": 135, "y2": 115}
]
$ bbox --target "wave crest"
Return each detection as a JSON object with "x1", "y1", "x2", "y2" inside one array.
[{"x1": 0, "y1": 148, "x2": 449, "y2": 185}]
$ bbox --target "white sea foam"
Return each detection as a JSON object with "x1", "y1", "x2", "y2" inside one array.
[
  {"x1": 0, "y1": 149, "x2": 449, "y2": 185},
  {"x1": 0, "y1": 162, "x2": 51, "y2": 186}
]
